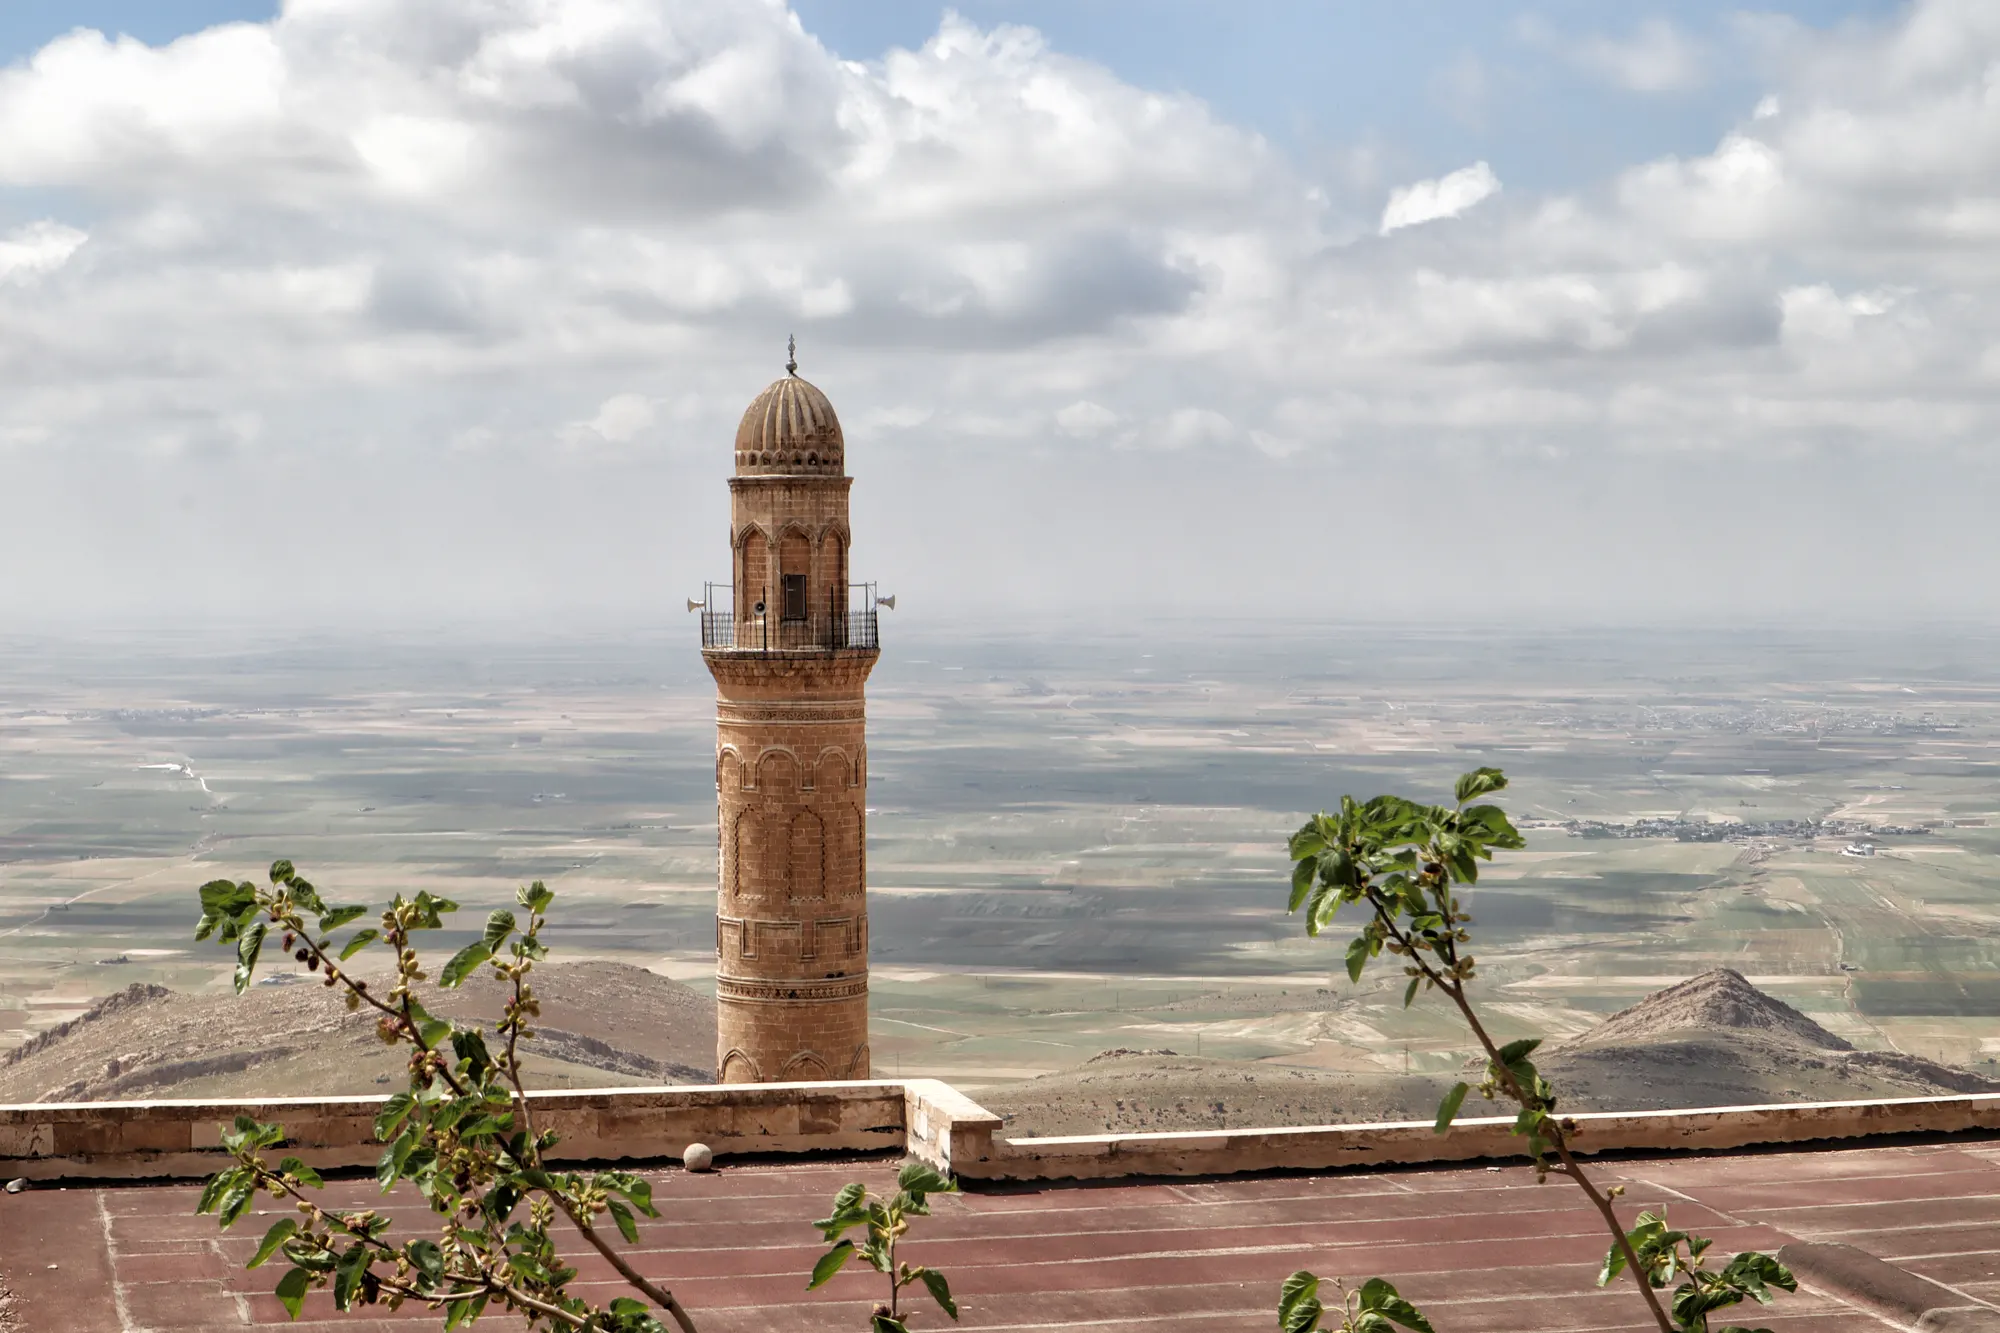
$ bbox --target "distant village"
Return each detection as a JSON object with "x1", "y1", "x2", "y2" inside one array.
[{"x1": 1524, "y1": 816, "x2": 1934, "y2": 845}]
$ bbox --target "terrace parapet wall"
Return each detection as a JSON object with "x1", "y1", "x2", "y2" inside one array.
[
  {"x1": 8, "y1": 1081, "x2": 2000, "y2": 1184},
  {"x1": 0, "y1": 1081, "x2": 911, "y2": 1182}
]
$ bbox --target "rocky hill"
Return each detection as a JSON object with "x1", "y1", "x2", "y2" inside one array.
[
  {"x1": 1536, "y1": 967, "x2": 1995, "y2": 1111},
  {"x1": 0, "y1": 960, "x2": 717, "y2": 1103},
  {"x1": 985, "y1": 968, "x2": 1999, "y2": 1136}
]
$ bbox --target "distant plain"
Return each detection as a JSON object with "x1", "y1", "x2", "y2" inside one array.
[{"x1": 2, "y1": 621, "x2": 1997, "y2": 1099}]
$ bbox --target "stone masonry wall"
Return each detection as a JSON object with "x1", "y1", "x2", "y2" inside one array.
[{"x1": 706, "y1": 632, "x2": 877, "y2": 1083}]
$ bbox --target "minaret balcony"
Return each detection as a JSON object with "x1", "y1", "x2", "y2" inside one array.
[{"x1": 696, "y1": 582, "x2": 881, "y2": 654}]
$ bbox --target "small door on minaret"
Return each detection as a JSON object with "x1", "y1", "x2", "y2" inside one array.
[{"x1": 782, "y1": 574, "x2": 808, "y2": 622}]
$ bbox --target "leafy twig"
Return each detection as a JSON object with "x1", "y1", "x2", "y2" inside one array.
[
  {"x1": 193, "y1": 862, "x2": 697, "y2": 1332},
  {"x1": 809, "y1": 1163, "x2": 962, "y2": 1332},
  {"x1": 1282, "y1": 770, "x2": 1796, "y2": 1333}
]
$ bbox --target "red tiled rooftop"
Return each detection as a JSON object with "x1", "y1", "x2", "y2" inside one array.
[{"x1": 9, "y1": 1139, "x2": 2000, "y2": 1331}]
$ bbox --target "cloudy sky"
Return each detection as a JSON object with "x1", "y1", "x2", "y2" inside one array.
[{"x1": 1, "y1": 0, "x2": 1994, "y2": 630}]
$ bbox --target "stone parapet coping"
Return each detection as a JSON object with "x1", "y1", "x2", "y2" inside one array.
[
  {"x1": 5, "y1": 1081, "x2": 2000, "y2": 1183},
  {"x1": 968, "y1": 1090, "x2": 2000, "y2": 1180}
]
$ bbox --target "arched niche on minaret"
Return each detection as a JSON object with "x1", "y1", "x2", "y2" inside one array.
[{"x1": 778, "y1": 526, "x2": 812, "y2": 623}]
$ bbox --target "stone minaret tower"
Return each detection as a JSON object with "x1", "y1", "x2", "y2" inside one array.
[{"x1": 702, "y1": 341, "x2": 879, "y2": 1083}]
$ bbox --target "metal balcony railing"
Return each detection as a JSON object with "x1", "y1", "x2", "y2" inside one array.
[{"x1": 696, "y1": 582, "x2": 881, "y2": 652}]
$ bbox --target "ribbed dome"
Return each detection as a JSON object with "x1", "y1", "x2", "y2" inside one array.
[{"x1": 734, "y1": 373, "x2": 844, "y2": 477}]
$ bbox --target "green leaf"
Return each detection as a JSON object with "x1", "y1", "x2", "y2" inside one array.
[
  {"x1": 332, "y1": 1244, "x2": 368, "y2": 1310},
  {"x1": 617, "y1": 1174, "x2": 656, "y2": 1217},
  {"x1": 482, "y1": 909, "x2": 516, "y2": 949},
  {"x1": 1434, "y1": 1082, "x2": 1469, "y2": 1134},
  {"x1": 276, "y1": 1156, "x2": 322, "y2": 1188},
  {"x1": 1403, "y1": 975, "x2": 1421, "y2": 1008},
  {"x1": 217, "y1": 1177, "x2": 257, "y2": 1227},
  {"x1": 920, "y1": 1267, "x2": 959, "y2": 1320},
  {"x1": 1344, "y1": 933, "x2": 1372, "y2": 983},
  {"x1": 1602, "y1": 1218, "x2": 1670, "y2": 1288},
  {"x1": 1287, "y1": 857, "x2": 1316, "y2": 913},
  {"x1": 1454, "y1": 768, "x2": 1507, "y2": 804},
  {"x1": 283, "y1": 1237, "x2": 335, "y2": 1272},
  {"x1": 1305, "y1": 881, "x2": 1340, "y2": 937},
  {"x1": 897, "y1": 1161, "x2": 955, "y2": 1197},
  {"x1": 608, "y1": 1198, "x2": 639, "y2": 1244},
  {"x1": 1722, "y1": 1252, "x2": 1796, "y2": 1296},
  {"x1": 872, "y1": 1316, "x2": 910, "y2": 1333},
  {"x1": 317, "y1": 905, "x2": 367, "y2": 931},
  {"x1": 450, "y1": 1028, "x2": 494, "y2": 1080},
  {"x1": 1278, "y1": 1270, "x2": 1323, "y2": 1333},
  {"x1": 338, "y1": 929, "x2": 378, "y2": 960},
  {"x1": 518, "y1": 880, "x2": 554, "y2": 914},
  {"x1": 269, "y1": 859, "x2": 296, "y2": 884},
  {"x1": 817, "y1": 1186, "x2": 870, "y2": 1239},
  {"x1": 233, "y1": 922, "x2": 268, "y2": 994},
  {"x1": 439, "y1": 941, "x2": 491, "y2": 989},
  {"x1": 200, "y1": 878, "x2": 257, "y2": 918},
  {"x1": 1356, "y1": 1278, "x2": 1434, "y2": 1333},
  {"x1": 1494, "y1": 1037, "x2": 1542, "y2": 1066},
  {"x1": 249, "y1": 1218, "x2": 299, "y2": 1269},
  {"x1": 407, "y1": 1239, "x2": 444, "y2": 1286},
  {"x1": 196, "y1": 1168, "x2": 235, "y2": 1215},
  {"x1": 220, "y1": 1113, "x2": 276, "y2": 1153},
  {"x1": 809, "y1": 1241, "x2": 856, "y2": 1289},
  {"x1": 373, "y1": 1092, "x2": 414, "y2": 1141},
  {"x1": 274, "y1": 1266, "x2": 311, "y2": 1320},
  {"x1": 401, "y1": 998, "x2": 450, "y2": 1048},
  {"x1": 444, "y1": 1293, "x2": 487, "y2": 1330},
  {"x1": 1461, "y1": 803, "x2": 1526, "y2": 850},
  {"x1": 1288, "y1": 824, "x2": 1328, "y2": 861},
  {"x1": 287, "y1": 879, "x2": 325, "y2": 914},
  {"x1": 375, "y1": 1133, "x2": 410, "y2": 1190}
]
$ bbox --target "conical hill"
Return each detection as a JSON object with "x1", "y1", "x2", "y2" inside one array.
[{"x1": 1556, "y1": 967, "x2": 1851, "y2": 1054}]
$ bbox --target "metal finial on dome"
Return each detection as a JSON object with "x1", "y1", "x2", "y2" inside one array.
[{"x1": 786, "y1": 334, "x2": 797, "y2": 376}]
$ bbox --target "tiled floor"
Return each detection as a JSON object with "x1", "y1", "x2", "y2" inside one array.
[{"x1": 9, "y1": 1139, "x2": 2000, "y2": 1330}]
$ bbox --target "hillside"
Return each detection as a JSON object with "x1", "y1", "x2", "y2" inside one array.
[
  {"x1": 0, "y1": 960, "x2": 717, "y2": 1103},
  {"x1": 986, "y1": 968, "x2": 1999, "y2": 1136}
]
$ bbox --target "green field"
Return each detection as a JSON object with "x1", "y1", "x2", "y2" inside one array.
[{"x1": 2, "y1": 623, "x2": 1997, "y2": 1093}]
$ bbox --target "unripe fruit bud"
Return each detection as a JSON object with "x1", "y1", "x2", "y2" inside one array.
[
  {"x1": 295, "y1": 949, "x2": 309, "y2": 963},
  {"x1": 282, "y1": 933, "x2": 296, "y2": 951}
]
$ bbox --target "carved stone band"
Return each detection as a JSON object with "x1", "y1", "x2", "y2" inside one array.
[{"x1": 716, "y1": 975, "x2": 870, "y2": 1003}]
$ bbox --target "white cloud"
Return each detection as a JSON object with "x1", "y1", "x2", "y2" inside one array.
[
  {"x1": 1526, "y1": 17, "x2": 1704, "y2": 93},
  {"x1": 1379, "y1": 161, "x2": 1501, "y2": 234},
  {"x1": 1158, "y1": 406, "x2": 1235, "y2": 448},
  {"x1": 1055, "y1": 399, "x2": 1118, "y2": 438},
  {"x1": 581, "y1": 392, "x2": 657, "y2": 443},
  {"x1": 0, "y1": 1, "x2": 1997, "y2": 623},
  {"x1": 0, "y1": 221, "x2": 86, "y2": 284}
]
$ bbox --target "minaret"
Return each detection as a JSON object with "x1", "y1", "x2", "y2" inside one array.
[{"x1": 701, "y1": 339, "x2": 879, "y2": 1083}]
